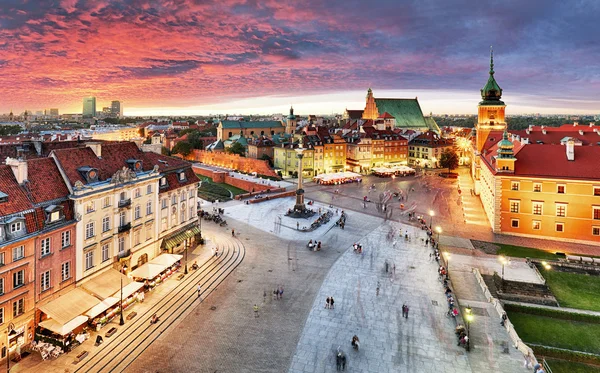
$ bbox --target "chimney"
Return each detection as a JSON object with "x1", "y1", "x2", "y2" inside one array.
[
  {"x1": 528, "y1": 124, "x2": 533, "y2": 131},
  {"x1": 579, "y1": 130, "x2": 584, "y2": 136},
  {"x1": 574, "y1": 121, "x2": 579, "y2": 126},
  {"x1": 590, "y1": 122, "x2": 595, "y2": 127},
  {"x1": 566, "y1": 139, "x2": 575, "y2": 161},
  {"x1": 86, "y1": 142, "x2": 102, "y2": 158},
  {"x1": 525, "y1": 129, "x2": 530, "y2": 135},
  {"x1": 6, "y1": 157, "x2": 28, "y2": 184},
  {"x1": 521, "y1": 138, "x2": 529, "y2": 145},
  {"x1": 542, "y1": 129, "x2": 547, "y2": 135}
]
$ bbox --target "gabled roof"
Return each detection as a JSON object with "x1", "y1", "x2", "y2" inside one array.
[
  {"x1": 378, "y1": 112, "x2": 395, "y2": 119},
  {"x1": 374, "y1": 98, "x2": 427, "y2": 129},
  {"x1": 424, "y1": 116, "x2": 441, "y2": 133},
  {"x1": 220, "y1": 120, "x2": 282, "y2": 129},
  {"x1": 345, "y1": 109, "x2": 364, "y2": 119},
  {"x1": 26, "y1": 158, "x2": 70, "y2": 204},
  {"x1": 0, "y1": 165, "x2": 33, "y2": 216}
]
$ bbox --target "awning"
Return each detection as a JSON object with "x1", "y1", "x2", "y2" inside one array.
[
  {"x1": 128, "y1": 253, "x2": 183, "y2": 280},
  {"x1": 80, "y1": 269, "x2": 132, "y2": 299},
  {"x1": 161, "y1": 224, "x2": 201, "y2": 251},
  {"x1": 129, "y1": 263, "x2": 166, "y2": 280},
  {"x1": 85, "y1": 297, "x2": 120, "y2": 319},
  {"x1": 114, "y1": 281, "x2": 144, "y2": 299},
  {"x1": 39, "y1": 315, "x2": 89, "y2": 336},
  {"x1": 39, "y1": 288, "x2": 100, "y2": 325}
]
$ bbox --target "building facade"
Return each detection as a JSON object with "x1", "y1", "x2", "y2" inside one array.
[
  {"x1": 408, "y1": 131, "x2": 454, "y2": 168},
  {"x1": 82, "y1": 97, "x2": 96, "y2": 118}
]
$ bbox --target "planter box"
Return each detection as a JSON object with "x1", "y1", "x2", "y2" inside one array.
[{"x1": 105, "y1": 327, "x2": 118, "y2": 338}]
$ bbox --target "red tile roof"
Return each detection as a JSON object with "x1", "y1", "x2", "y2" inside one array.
[
  {"x1": 378, "y1": 112, "x2": 394, "y2": 119},
  {"x1": 26, "y1": 158, "x2": 70, "y2": 204},
  {"x1": 510, "y1": 128, "x2": 600, "y2": 146},
  {"x1": 159, "y1": 168, "x2": 199, "y2": 194},
  {"x1": 0, "y1": 165, "x2": 33, "y2": 216}
]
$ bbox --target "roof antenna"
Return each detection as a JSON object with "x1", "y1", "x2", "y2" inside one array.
[{"x1": 490, "y1": 45, "x2": 494, "y2": 75}]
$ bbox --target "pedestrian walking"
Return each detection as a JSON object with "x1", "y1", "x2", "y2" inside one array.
[
  {"x1": 231, "y1": 228, "x2": 235, "y2": 237},
  {"x1": 376, "y1": 281, "x2": 381, "y2": 296},
  {"x1": 330, "y1": 297, "x2": 335, "y2": 309},
  {"x1": 326, "y1": 297, "x2": 331, "y2": 309},
  {"x1": 279, "y1": 285, "x2": 284, "y2": 299},
  {"x1": 404, "y1": 304, "x2": 409, "y2": 318},
  {"x1": 254, "y1": 304, "x2": 259, "y2": 317},
  {"x1": 197, "y1": 283, "x2": 202, "y2": 298},
  {"x1": 393, "y1": 263, "x2": 396, "y2": 274},
  {"x1": 297, "y1": 222, "x2": 299, "y2": 230}
]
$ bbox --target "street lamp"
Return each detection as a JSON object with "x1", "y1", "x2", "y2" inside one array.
[
  {"x1": 119, "y1": 276, "x2": 125, "y2": 326},
  {"x1": 444, "y1": 252, "x2": 451, "y2": 275},
  {"x1": 436, "y1": 226, "x2": 442, "y2": 242},
  {"x1": 542, "y1": 261, "x2": 551, "y2": 270},
  {"x1": 465, "y1": 306, "x2": 473, "y2": 352},
  {"x1": 184, "y1": 239, "x2": 188, "y2": 275},
  {"x1": 499, "y1": 256, "x2": 510, "y2": 280},
  {"x1": 6, "y1": 323, "x2": 16, "y2": 373},
  {"x1": 429, "y1": 210, "x2": 434, "y2": 228}
]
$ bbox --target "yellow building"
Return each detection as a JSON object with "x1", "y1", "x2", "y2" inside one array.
[
  {"x1": 273, "y1": 142, "x2": 315, "y2": 177},
  {"x1": 91, "y1": 126, "x2": 142, "y2": 141}
]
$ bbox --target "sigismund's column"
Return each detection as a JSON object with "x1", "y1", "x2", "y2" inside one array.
[{"x1": 294, "y1": 145, "x2": 306, "y2": 211}]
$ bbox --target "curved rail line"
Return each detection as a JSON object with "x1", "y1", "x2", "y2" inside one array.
[{"x1": 74, "y1": 232, "x2": 245, "y2": 373}]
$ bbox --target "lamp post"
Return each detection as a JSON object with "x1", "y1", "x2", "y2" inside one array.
[
  {"x1": 6, "y1": 323, "x2": 16, "y2": 373},
  {"x1": 499, "y1": 256, "x2": 510, "y2": 280},
  {"x1": 542, "y1": 261, "x2": 551, "y2": 270},
  {"x1": 429, "y1": 210, "x2": 434, "y2": 228},
  {"x1": 436, "y1": 226, "x2": 442, "y2": 242},
  {"x1": 444, "y1": 252, "x2": 451, "y2": 275},
  {"x1": 465, "y1": 306, "x2": 473, "y2": 352},
  {"x1": 119, "y1": 276, "x2": 125, "y2": 326},
  {"x1": 198, "y1": 200, "x2": 203, "y2": 240},
  {"x1": 184, "y1": 239, "x2": 188, "y2": 275}
]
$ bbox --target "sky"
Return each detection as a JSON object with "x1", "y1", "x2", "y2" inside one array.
[{"x1": 0, "y1": 0, "x2": 599, "y2": 116}]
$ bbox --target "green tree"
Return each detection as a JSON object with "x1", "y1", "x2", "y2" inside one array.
[
  {"x1": 440, "y1": 149, "x2": 459, "y2": 174},
  {"x1": 161, "y1": 146, "x2": 171, "y2": 156},
  {"x1": 226, "y1": 142, "x2": 246, "y2": 156},
  {"x1": 0, "y1": 125, "x2": 22, "y2": 136},
  {"x1": 171, "y1": 141, "x2": 193, "y2": 156},
  {"x1": 259, "y1": 153, "x2": 273, "y2": 167}
]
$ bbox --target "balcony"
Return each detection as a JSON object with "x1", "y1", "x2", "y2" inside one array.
[
  {"x1": 118, "y1": 198, "x2": 131, "y2": 208},
  {"x1": 118, "y1": 222, "x2": 131, "y2": 233},
  {"x1": 117, "y1": 249, "x2": 131, "y2": 259}
]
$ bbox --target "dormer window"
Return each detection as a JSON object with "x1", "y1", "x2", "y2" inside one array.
[
  {"x1": 0, "y1": 191, "x2": 7, "y2": 203},
  {"x1": 126, "y1": 159, "x2": 143, "y2": 171},
  {"x1": 78, "y1": 166, "x2": 99, "y2": 183},
  {"x1": 160, "y1": 177, "x2": 168, "y2": 188},
  {"x1": 45, "y1": 205, "x2": 64, "y2": 224},
  {"x1": 178, "y1": 171, "x2": 187, "y2": 182},
  {"x1": 10, "y1": 222, "x2": 22, "y2": 233}
]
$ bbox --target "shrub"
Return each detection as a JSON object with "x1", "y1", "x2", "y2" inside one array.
[{"x1": 504, "y1": 303, "x2": 600, "y2": 324}]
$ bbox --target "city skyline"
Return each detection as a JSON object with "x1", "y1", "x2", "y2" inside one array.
[{"x1": 1, "y1": 0, "x2": 599, "y2": 115}]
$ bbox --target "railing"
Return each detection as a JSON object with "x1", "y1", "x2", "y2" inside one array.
[
  {"x1": 117, "y1": 249, "x2": 131, "y2": 259},
  {"x1": 118, "y1": 198, "x2": 131, "y2": 208},
  {"x1": 117, "y1": 222, "x2": 131, "y2": 233},
  {"x1": 472, "y1": 268, "x2": 538, "y2": 366},
  {"x1": 542, "y1": 358, "x2": 554, "y2": 373}
]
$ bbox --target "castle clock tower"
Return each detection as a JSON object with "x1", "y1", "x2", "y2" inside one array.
[{"x1": 476, "y1": 47, "x2": 507, "y2": 153}]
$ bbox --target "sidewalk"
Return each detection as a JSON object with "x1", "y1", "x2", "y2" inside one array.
[{"x1": 11, "y1": 236, "x2": 217, "y2": 373}]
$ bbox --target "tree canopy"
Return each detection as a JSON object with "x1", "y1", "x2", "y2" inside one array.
[
  {"x1": 439, "y1": 148, "x2": 459, "y2": 173},
  {"x1": 226, "y1": 142, "x2": 246, "y2": 156},
  {"x1": 0, "y1": 125, "x2": 22, "y2": 136},
  {"x1": 171, "y1": 141, "x2": 193, "y2": 156}
]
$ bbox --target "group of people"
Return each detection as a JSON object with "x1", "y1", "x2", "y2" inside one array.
[
  {"x1": 455, "y1": 324, "x2": 468, "y2": 347},
  {"x1": 273, "y1": 285, "x2": 284, "y2": 300},
  {"x1": 352, "y1": 243, "x2": 363, "y2": 254},
  {"x1": 325, "y1": 296, "x2": 335, "y2": 309},
  {"x1": 307, "y1": 239, "x2": 322, "y2": 251}
]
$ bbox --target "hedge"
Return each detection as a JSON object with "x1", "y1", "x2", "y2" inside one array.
[
  {"x1": 504, "y1": 303, "x2": 600, "y2": 324},
  {"x1": 531, "y1": 344, "x2": 600, "y2": 366}
]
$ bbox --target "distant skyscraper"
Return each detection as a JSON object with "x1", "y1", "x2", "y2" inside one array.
[
  {"x1": 49, "y1": 108, "x2": 59, "y2": 116},
  {"x1": 83, "y1": 97, "x2": 97, "y2": 117},
  {"x1": 111, "y1": 101, "x2": 123, "y2": 118}
]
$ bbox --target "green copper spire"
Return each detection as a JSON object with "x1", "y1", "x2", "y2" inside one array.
[
  {"x1": 497, "y1": 129, "x2": 515, "y2": 158},
  {"x1": 480, "y1": 46, "x2": 504, "y2": 105}
]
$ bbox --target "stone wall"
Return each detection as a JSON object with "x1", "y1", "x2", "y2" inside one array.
[
  {"x1": 188, "y1": 150, "x2": 279, "y2": 178},
  {"x1": 192, "y1": 165, "x2": 281, "y2": 193},
  {"x1": 492, "y1": 273, "x2": 559, "y2": 306}
]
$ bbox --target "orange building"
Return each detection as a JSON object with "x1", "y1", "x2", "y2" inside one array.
[{"x1": 473, "y1": 50, "x2": 600, "y2": 245}]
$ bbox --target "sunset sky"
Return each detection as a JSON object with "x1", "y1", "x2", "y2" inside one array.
[{"x1": 1, "y1": 0, "x2": 599, "y2": 116}]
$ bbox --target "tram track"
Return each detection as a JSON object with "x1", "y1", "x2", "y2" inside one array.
[{"x1": 74, "y1": 231, "x2": 246, "y2": 373}]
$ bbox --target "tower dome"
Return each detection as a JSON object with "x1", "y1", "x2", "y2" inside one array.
[
  {"x1": 480, "y1": 47, "x2": 504, "y2": 105},
  {"x1": 497, "y1": 130, "x2": 515, "y2": 159}
]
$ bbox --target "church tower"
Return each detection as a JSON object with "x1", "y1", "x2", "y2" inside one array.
[
  {"x1": 362, "y1": 88, "x2": 378, "y2": 120},
  {"x1": 495, "y1": 130, "x2": 516, "y2": 173},
  {"x1": 475, "y1": 47, "x2": 507, "y2": 153},
  {"x1": 285, "y1": 106, "x2": 297, "y2": 135}
]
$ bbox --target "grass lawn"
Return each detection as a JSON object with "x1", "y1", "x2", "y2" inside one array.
[
  {"x1": 540, "y1": 267, "x2": 600, "y2": 312},
  {"x1": 220, "y1": 183, "x2": 246, "y2": 196},
  {"x1": 495, "y1": 243, "x2": 558, "y2": 261},
  {"x1": 508, "y1": 311, "x2": 600, "y2": 354},
  {"x1": 545, "y1": 359, "x2": 600, "y2": 373}
]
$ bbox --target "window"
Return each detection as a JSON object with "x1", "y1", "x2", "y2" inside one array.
[
  {"x1": 41, "y1": 270, "x2": 50, "y2": 292},
  {"x1": 533, "y1": 183, "x2": 542, "y2": 192},
  {"x1": 147, "y1": 184, "x2": 152, "y2": 194},
  {"x1": 593, "y1": 227, "x2": 600, "y2": 236},
  {"x1": 85, "y1": 221, "x2": 95, "y2": 239},
  {"x1": 181, "y1": 191, "x2": 186, "y2": 201},
  {"x1": 557, "y1": 184, "x2": 566, "y2": 194},
  {"x1": 103, "y1": 196, "x2": 111, "y2": 208},
  {"x1": 171, "y1": 195, "x2": 177, "y2": 205},
  {"x1": 12, "y1": 246, "x2": 24, "y2": 261},
  {"x1": 10, "y1": 222, "x2": 22, "y2": 233},
  {"x1": 120, "y1": 191, "x2": 127, "y2": 201},
  {"x1": 190, "y1": 206, "x2": 195, "y2": 220},
  {"x1": 13, "y1": 270, "x2": 24, "y2": 288},
  {"x1": 61, "y1": 231, "x2": 71, "y2": 248},
  {"x1": 86, "y1": 201, "x2": 95, "y2": 214},
  {"x1": 161, "y1": 199, "x2": 168, "y2": 209},
  {"x1": 161, "y1": 217, "x2": 167, "y2": 232},
  {"x1": 85, "y1": 251, "x2": 94, "y2": 270},
  {"x1": 118, "y1": 236, "x2": 125, "y2": 253},
  {"x1": 102, "y1": 216, "x2": 110, "y2": 232},
  {"x1": 594, "y1": 187, "x2": 600, "y2": 196},
  {"x1": 134, "y1": 230, "x2": 140, "y2": 246},
  {"x1": 179, "y1": 172, "x2": 186, "y2": 181},
  {"x1": 146, "y1": 200, "x2": 152, "y2": 215},
  {"x1": 0, "y1": 308, "x2": 4, "y2": 324},
  {"x1": 160, "y1": 177, "x2": 167, "y2": 187},
  {"x1": 532, "y1": 220, "x2": 541, "y2": 230},
  {"x1": 146, "y1": 224, "x2": 153, "y2": 241},
  {"x1": 532, "y1": 202, "x2": 543, "y2": 215},
  {"x1": 134, "y1": 205, "x2": 141, "y2": 220},
  {"x1": 49, "y1": 210, "x2": 61, "y2": 222},
  {"x1": 509, "y1": 200, "x2": 520, "y2": 213},
  {"x1": 594, "y1": 207, "x2": 600, "y2": 220},
  {"x1": 511, "y1": 219, "x2": 519, "y2": 228},
  {"x1": 61, "y1": 262, "x2": 71, "y2": 281},
  {"x1": 189, "y1": 190, "x2": 194, "y2": 199},
  {"x1": 510, "y1": 181, "x2": 519, "y2": 191},
  {"x1": 102, "y1": 243, "x2": 110, "y2": 262},
  {"x1": 0, "y1": 278, "x2": 4, "y2": 295},
  {"x1": 134, "y1": 188, "x2": 141, "y2": 198},
  {"x1": 119, "y1": 212, "x2": 126, "y2": 226},
  {"x1": 13, "y1": 298, "x2": 24, "y2": 318},
  {"x1": 556, "y1": 223, "x2": 564, "y2": 232},
  {"x1": 181, "y1": 206, "x2": 186, "y2": 222},
  {"x1": 41, "y1": 237, "x2": 51, "y2": 256},
  {"x1": 556, "y1": 204, "x2": 567, "y2": 217},
  {"x1": 0, "y1": 252, "x2": 4, "y2": 266}
]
